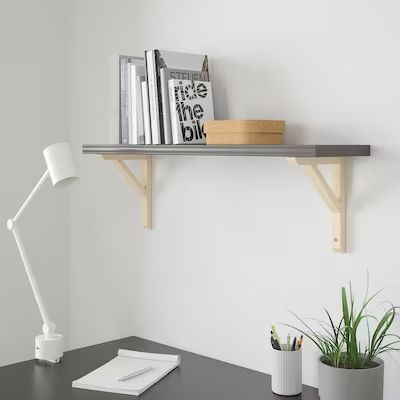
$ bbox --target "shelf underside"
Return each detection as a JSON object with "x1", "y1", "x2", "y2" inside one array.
[{"x1": 82, "y1": 144, "x2": 370, "y2": 157}]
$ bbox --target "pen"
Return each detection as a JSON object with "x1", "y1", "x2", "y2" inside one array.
[
  {"x1": 287, "y1": 335, "x2": 291, "y2": 352},
  {"x1": 271, "y1": 325, "x2": 281, "y2": 346},
  {"x1": 118, "y1": 366, "x2": 152, "y2": 382},
  {"x1": 271, "y1": 329, "x2": 281, "y2": 350},
  {"x1": 270, "y1": 330, "x2": 281, "y2": 350},
  {"x1": 297, "y1": 335, "x2": 304, "y2": 350},
  {"x1": 291, "y1": 336, "x2": 297, "y2": 351},
  {"x1": 273, "y1": 336, "x2": 281, "y2": 350}
]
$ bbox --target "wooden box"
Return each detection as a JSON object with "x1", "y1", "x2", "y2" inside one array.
[{"x1": 204, "y1": 120, "x2": 285, "y2": 145}]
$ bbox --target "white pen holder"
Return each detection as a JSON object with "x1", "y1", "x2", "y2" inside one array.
[{"x1": 271, "y1": 345, "x2": 302, "y2": 396}]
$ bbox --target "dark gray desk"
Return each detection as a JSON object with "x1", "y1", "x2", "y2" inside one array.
[{"x1": 0, "y1": 336, "x2": 319, "y2": 400}]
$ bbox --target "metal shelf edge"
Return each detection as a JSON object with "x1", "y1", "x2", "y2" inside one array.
[{"x1": 82, "y1": 144, "x2": 371, "y2": 157}]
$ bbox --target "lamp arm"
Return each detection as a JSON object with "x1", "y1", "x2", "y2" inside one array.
[
  {"x1": 12, "y1": 170, "x2": 50, "y2": 223},
  {"x1": 7, "y1": 169, "x2": 56, "y2": 337}
]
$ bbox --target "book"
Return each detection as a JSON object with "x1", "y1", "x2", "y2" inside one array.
[
  {"x1": 141, "y1": 81, "x2": 152, "y2": 144},
  {"x1": 168, "y1": 79, "x2": 214, "y2": 144},
  {"x1": 160, "y1": 68, "x2": 209, "y2": 145},
  {"x1": 145, "y1": 50, "x2": 209, "y2": 144},
  {"x1": 127, "y1": 62, "x2": 133, "y2": 143},
  {"x1": 130, "y1": 63, "x2": 145, "y2": 144},
  {"x1": 72, "y1": 349, "x2": 181, "y2": 396},
  {"x1": 119, "y1": 57, "x2": 131, "y2": 144},
  {"x1": 119, "y1": 56, "x2": 145, "y2": 144}
]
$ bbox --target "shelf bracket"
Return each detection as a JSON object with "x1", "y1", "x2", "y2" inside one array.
[
  {"x1": 288, "y1": 157, "x2": 346, "y2": 252},
  {"x1": 101, "y1": 155, "x2": 152, "y2": 229}
]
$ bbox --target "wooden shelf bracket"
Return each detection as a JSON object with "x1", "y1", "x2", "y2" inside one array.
[
  {"x1": 288, "y1": 157, "x2": 346, "y2": 252},
  {"x1": 102, "y1": 155, "x2": 152, "y2": 228},
  {"x1": 89, "y1": 145, "x2": 360, "y2": 252}
]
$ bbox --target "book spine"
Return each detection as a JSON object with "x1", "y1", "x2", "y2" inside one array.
[
  {"x1": 130, "y1": 65, "x2": 138, "y2": 144},
  {"x1": 160, "y1": 70, "x2": 172, "y2": 144},
  {"x1": 141, "y1": 81, "x2": 152, "y2": 144},
  {"x1": 137, "y1": 76, "x2": 145, "y2": 145},
  {"x1": 120, "y1": 58, "x2": 130, "y2": 144},
  {"x1": 145, "y1": 51, "x2": 161, "y2": 144},
  {"x1": 168, "y1": 80, "x2": 180, "y2": 144},
  {"x1": 127, "y1": 61, "x2": 133, "y2": 144},
  {"x1": 154, "y1": 51, "x2": 166, "y2": 144}
]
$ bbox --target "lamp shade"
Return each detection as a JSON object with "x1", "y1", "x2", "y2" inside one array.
[{"x1": 42, "y1": 143, "x2": 77, "y2": 186}]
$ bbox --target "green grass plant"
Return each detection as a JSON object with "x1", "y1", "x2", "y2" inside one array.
[{"x1": 286, "y1": 281, "x2": 400, "y2": 369}]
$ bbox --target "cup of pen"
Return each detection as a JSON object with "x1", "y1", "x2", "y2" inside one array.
[{"x1": 271, "y1": 331, "x2": 302, "y2": 396}]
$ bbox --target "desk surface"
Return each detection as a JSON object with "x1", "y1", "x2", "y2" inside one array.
[{"x1": 0, "y1": 336, "x2": 319, "y2": 400}]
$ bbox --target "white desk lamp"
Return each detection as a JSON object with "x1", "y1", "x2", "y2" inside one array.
[{"x1": 7, "y1": 143, "x2": 77, "y2": 363}]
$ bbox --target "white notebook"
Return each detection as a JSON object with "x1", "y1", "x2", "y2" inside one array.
[{"x1": 72, "y1": 349, "x2": 181, "y2": 396}]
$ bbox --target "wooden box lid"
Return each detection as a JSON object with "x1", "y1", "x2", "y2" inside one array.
[{"x1": 204, "y1": 120, "x2": 285, "y2": 134}]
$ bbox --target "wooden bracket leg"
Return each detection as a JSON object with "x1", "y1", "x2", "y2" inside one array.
[
  {"x1": 140, "y1": 157, "x2": 152, "y2": 228},
  {"x1": 331, "y1": 160, "x2": 346, "y2": 252},
  {"x1": 103, "y1": 156, "x2": 153, "y2": 229},
  {"x1": 288, "y1": 157, "x2": 346, "y2": 252}
]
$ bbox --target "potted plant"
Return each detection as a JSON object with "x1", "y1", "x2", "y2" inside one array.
[{"x1": 287, "y1": 282, "x2": 399, "y2": 400}]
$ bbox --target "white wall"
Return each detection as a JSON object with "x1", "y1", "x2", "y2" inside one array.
[{"x1": 0, "y1": 0, "x2": 70, "y2": 365}]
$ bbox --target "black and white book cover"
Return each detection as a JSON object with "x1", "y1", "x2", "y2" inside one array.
[
  {"x1": 160, "y1": 68, "x2": 209, "y2": 145},
  {"x1": 168, "y1": 79, "x2": 214, "y2": 144},
  {"x1": 145, "y1": 50, "x2": 208, "y2": 144}
]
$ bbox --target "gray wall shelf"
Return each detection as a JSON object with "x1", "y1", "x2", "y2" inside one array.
[
  {"x1": 82, "y1": 143, "x2": 371, "y2": 252},
  {"x1": 83, "y1": 144, "x2": 370, "y2": 157}
]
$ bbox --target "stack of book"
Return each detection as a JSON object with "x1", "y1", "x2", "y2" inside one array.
[{"x1": 119, "y1": 50, "x2": 214, "y2": 145}]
